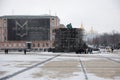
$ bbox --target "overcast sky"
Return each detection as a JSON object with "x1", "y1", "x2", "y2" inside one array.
[{"x1": 0, "y1": 0, "x2": 120, "y2": 33}]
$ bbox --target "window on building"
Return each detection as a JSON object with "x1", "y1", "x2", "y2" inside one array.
[
  {"x1": 23, "y1": 44, "x2": 26, "y2": 47},
  {"x1": 38, "y1": 43, "x2": 40, "y2": 47},
  {"x1": 32, "y1": 43, "x2": 35, "y2": 47},
  {"x1": 18, "y1": 43, "x2": 21, "y2": 47},
  {"x1": 13, "y1": 43, "x2": 16, "y2": 47},
  {"x1": 9, "y1": 44, "x2": 12, "y2": 47},
  {"x1": 43, "y1": 43, "x2": 44, "y2": 47},
  {"x1": 46, "y1": 43, "x2": 49, "y2": 47},
  {"x1": 52, "y1": 18, "x2": 54, "y2": 20}
]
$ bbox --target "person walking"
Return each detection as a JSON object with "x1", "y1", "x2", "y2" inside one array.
[{"x1": 24, "y1": 49, "x2": 26, "y2": 55}]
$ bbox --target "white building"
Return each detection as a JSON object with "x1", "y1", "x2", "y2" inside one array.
[{"x1": 80, "y1": 24, "x2": 99, "y2": 43}]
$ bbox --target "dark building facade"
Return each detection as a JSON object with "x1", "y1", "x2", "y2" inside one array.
[
  {"x1": 0, "y1": 15, "x2": 61, "y2": 51},
  {"x1": 7, "y1": 18, "x2": 50, "y2": 41},
  {"x1": 54, "y1": 28, "x2": 84, "y2": 52}
]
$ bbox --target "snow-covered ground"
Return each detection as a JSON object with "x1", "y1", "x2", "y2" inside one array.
[{"x1": 0, "y1": 52, "x2": 120, "y2": 80}]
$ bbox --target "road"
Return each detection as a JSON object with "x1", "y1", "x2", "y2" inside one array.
[{"x1": 0, "y1": 52, "x2": 120, "y2": 80}]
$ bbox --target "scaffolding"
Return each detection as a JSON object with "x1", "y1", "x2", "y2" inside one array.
[{"x1": 54, "y1": 28, "x2": 84, "y2": 52}]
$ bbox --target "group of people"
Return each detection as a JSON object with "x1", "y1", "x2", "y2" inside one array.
[
  {"x1": 106, "y1": 47, "x2": 114, "y2": 52},
  {"x1": 4, "y1": 49, "x2": 27, "y2": 55}
]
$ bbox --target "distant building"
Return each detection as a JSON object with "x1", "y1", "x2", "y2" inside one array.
[
  {"x1": 80, "y1": 23, "x2": 86, "y2": 41},
  {"x1": 0, "y1": 19, "x2": 4, "y2": 42},
  {"x1": 54, "y1": 28, "x2": 84, "y2": 52},
  {"x1": 79, "y1": 24, "x2": 98, "y2": 42},
  {"x1": 0, "y1": 15, "x2": 62, "y2": 51},
  {"x1": 86, "y1": 27, "x2": 98, "y2": 40},
  {"x1": 58, "y1": 24, "x2": 65, "y2": 28}
]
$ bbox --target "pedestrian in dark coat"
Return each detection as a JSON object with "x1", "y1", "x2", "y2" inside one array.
[{"x1": 24, "y1": 49, "x2": 26, "y2": 55}]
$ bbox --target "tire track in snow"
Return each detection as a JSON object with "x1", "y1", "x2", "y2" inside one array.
[
  {"x1": 0, "y1": 54, "x2": 61, "y2": 80},
  {"x1": 77, "y1": 55, "x2": 88, "y2": 80},
  {"x1": 98, "y1": 54, "x2": 120, "y2": 63}
]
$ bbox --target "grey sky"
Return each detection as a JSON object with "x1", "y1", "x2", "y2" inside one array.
[{"x1": 0, "y1": 0, "x2": 120, "y2": 33}]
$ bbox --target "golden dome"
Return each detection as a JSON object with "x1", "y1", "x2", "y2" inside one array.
[
  {"x1": 89, "y1": 27, "x2": 94, "y2": 33},
  {"x1": 80, "y1": 23, "x2": 84, "y2": 30}
]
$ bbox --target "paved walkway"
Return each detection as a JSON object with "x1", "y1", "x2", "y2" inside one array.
[{"x1": 0, "y1": 52, "x2": 120, "y2": 80}]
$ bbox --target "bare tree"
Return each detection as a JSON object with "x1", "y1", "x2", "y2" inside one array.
[{"x1": 90, "y1": 31, "x2": 120, "y2": 49}]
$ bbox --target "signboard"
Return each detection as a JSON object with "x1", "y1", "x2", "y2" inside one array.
[{"x1": 7, "y1": 19, "x2": 50, "y2": 41}]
